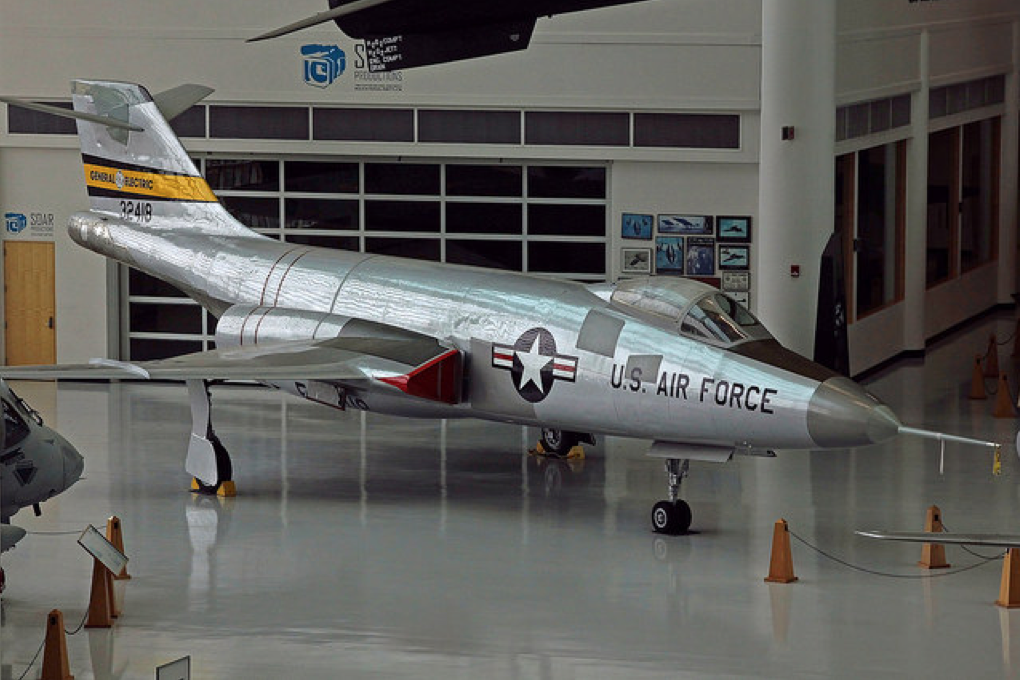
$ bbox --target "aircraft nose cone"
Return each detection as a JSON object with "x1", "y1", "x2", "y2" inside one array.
[
  {"x1": 61, "y1": 441, "x2": 84, "y2": 490},
  {"x1": 806, "y1": 377, "x2": 901, "y2": 448}
]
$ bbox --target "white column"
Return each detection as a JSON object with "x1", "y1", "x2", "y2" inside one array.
[
  {"x1": 757, "y1": 0, "x2": 837, "y2": 356},
  {"x1": 903, "y1": 30, "x2": 929, "y2": 352},
  {"x1": 998, "y1": 20, "x2": 1019, "y2": 303}
]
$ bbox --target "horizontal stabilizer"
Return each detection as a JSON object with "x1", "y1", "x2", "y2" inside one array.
[
  {"x1": 856, "y1": 530, "x2": 1020, "y2": 548},
  {"x1": 0, "y1": 96, "x2": 143, "y2": 131},
  {"x1": 151, "y1": 84, "x2": 214, "y2": 122},
  {"x1": 2, "y1": 83, "x2": 212, "y2": 133}
]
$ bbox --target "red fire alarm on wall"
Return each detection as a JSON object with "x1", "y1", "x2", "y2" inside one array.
[{"x1": 790, "y1": 265, "x2": 800, "y2": 278}]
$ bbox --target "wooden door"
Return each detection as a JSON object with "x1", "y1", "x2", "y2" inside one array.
[{"x1": 4, "y1": 241, "x2": 56, "y2": 365}]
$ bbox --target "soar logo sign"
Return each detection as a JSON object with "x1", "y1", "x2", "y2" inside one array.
[
  {"x1": 4, "y1": 213, "x2": 27, "y2": 234},
  {"x1": 301, "y1": 44, "x2": 346, "y2": 88}
]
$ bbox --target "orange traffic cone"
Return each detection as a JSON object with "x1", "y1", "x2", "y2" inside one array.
[
  {"x1": 40, "y1": 609, "x2": 74, "y2": 680},
  {"x1": 918, "y1": 505, "x2": 951, "y2": 569},
  {"x1": 994, "y1": 375, "x2": 1016, "y2": 418},
  {"x1": 85, "y1": 560, "x2": 114, "y2": 628},
  {"x1": 105, "y1": 516, "x2": 131, "y2": 580},
  {"x1": 969, "y1": 356, "x2": 987, "y2": 400},
  {"x1": 984, "y1": 335, "x2": 999, "y2": 377},
  {"x1": 764, "y1": 519, "x2": 798, "y2": 583},
  {"x1": 997, "y1": 548, "x2": 1020, "y2": 608}
]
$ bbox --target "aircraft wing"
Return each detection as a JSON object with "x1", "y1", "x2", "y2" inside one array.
[
  {"x1": 0, "y1": 335, "x2": 462, "y2": 404},
  {"x1": 856, "y1": 530, "x2": 1020, "y2": 548}
]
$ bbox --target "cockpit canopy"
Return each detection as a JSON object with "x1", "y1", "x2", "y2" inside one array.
[{"x1": 609, "y1": 277, "x2": 772, "y2": 347}]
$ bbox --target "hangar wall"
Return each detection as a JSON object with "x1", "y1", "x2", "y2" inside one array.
[
  {"x1": 0, "y1": 0, "x2": 763, "y2": 364},
  {"x1": 0, "y1": 0, "x2": 1017, "y2": 377},
  {"x1": 833, "y1": 2, "x2": 1019, "y2": 373}
]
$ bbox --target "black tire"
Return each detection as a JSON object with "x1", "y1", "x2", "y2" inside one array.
[
  {"x1": 673, "y1": 499, "x2": 693, "y2": 534},
  {"x1": 652, "y1": 501, "x2": 677, "y2": 534},
  {"x1": 540, "y1": 428, "x2": 580, "y2": 456},
  {"x1": 651, "y1": 500, "x2": 693, "y2": 535}
]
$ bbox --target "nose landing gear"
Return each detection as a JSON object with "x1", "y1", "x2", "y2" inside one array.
[{"x1": 651, "y1": 459, "x2": 692, "y2": 535}]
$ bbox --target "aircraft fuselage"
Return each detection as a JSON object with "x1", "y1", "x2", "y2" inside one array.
[{"x1": 70, "y1": 214, "x2": 898, "y2": 452}]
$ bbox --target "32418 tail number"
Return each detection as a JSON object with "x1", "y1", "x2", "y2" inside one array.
[{"x1": 119, "y1": 201, "x2": 152, "y2": 223}]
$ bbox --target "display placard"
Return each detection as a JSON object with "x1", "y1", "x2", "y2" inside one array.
[
  {"x1": 156, "y1": 656, "x2": 191, "y2": 680},
  {"x1": 77, "y1": 524, "x2": 128, "y2": 576}
]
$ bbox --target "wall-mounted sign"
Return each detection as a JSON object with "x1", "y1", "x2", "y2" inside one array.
[
  {"x1": 300, "y1": 43, "x2": 405, "y2": 92},
  {"x1": 301, "y1": 44, "x2": 346, "y2": 88},
  {"x1": 4, "y1": 210, "x2": 56, "y2": 240}
]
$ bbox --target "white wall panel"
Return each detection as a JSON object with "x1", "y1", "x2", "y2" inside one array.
[
  {"x1": 849, "y1": 305, "x2": 906, "y2": 376},
  {"x1": 930, "y1": 21, "x2": 1014, "y2": 84},
  {"x1": 924, "y1": 264, "x2": 1000, "y2": 339},
  {"x1": 0, "y1": 148, "x2": 108, "y2": 362},
  {"x1": 837, "y1": 0, "x2": 1017, "y2": 34},
  {"x1": 836, "y1": 33, "x2": 920, "y2": 102}
]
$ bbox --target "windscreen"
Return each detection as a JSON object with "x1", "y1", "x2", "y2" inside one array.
[
  {"x1": 2, "y1": 398, "x2": 30, "y2": 449},
  {"x1": 680, "y1": 293, "x2": 771, "y2": 346}
]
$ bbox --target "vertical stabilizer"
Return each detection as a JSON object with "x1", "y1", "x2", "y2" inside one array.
[{"x1": 71, "y1": 80, "x2": 252, "y2": 237}]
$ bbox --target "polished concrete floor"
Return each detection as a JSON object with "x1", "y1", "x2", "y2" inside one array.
[{"x1": 3, "y1": 312, "x2": 1020, "y2": 679}]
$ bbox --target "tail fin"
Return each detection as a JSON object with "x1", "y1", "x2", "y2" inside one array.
[{"x1": 71, "y1": 80, "x2": 251, "y2": 236}]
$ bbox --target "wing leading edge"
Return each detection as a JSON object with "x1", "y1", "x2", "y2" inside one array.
[{"x1": 0, "y1": 335, "x2": 462, "y2": 405}]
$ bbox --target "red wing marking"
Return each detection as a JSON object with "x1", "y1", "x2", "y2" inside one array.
[{"x1": 377, "y1": 349, "x2": 462, "y2": 404}]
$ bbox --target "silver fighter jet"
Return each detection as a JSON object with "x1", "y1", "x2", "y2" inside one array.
[{"x1": 1, "y1": 81, "x2": 999, "y2": 534}]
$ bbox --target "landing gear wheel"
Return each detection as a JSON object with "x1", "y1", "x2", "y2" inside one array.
[
  {"x1": 540, "y1": 428, "x2": 580, "y2": 457},
  {"x1": 651, "y1": 500, "x2": 692, "y2": 535}
]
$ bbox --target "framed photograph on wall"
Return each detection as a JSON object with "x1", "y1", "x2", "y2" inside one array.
[
  {"x1": 621, "y1": 247, "x2": 652, "y2": 274},
  {"x1": 685, "y1": 237, "x2": 716, "y2": 276},
  {"x1": 655, "y1": 236, "x2": 684, "y2": 273},
  {"x1": 721, "y1": 271, "x2": 750, "y2": 292},
  {"x1": 716, "y1": 216, "x2": 751, "y2": 243},
  {"x1": 718, "y1": 244, "x2": 749, "y2": 270},
  {"x1": 658, "y1": 214, "x2": 713, "y2": 235},
  {"x1": 621, "y1": 213, "x2": 653, "y2": 240}
]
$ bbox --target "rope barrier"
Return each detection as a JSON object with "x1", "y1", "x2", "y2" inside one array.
[
  {"x1": 64, "y1": 610, "x2": 89, "y2": 636},
  {"x1": 14, "y1": 638, "x2": 46, "y2": 680},
  {"x1": 788, "y1": 529, "x2": 1003, "y2": 579}
]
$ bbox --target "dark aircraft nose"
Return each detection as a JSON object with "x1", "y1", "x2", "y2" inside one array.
[
  {"x1": 61, "y1": 439, "x2": 85, "y2": 491},
  {"x1": 806, "y1": 377, "x2": 901, "y2": 448}
]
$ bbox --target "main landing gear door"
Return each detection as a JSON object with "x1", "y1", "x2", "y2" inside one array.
[{"x1": 300, "y1": 381, "x2": 347, "y2": 410}]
